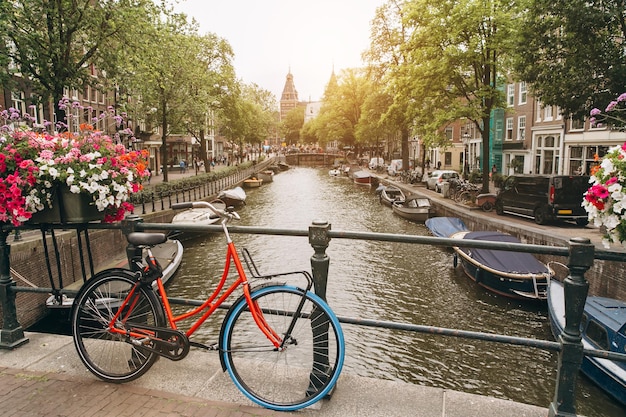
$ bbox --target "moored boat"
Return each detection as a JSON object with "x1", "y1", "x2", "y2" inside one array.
[
  {"x1": 425, "y1": 217, "x2": 551, "y2": 300},
  {"x1": 392, "y1": 195, "x2": 431, "y2": 222},
  {"x1": 217, "y1": 186, "x2": 247, "y2": 207},
  {"x1": 329, "y1": 168, "x2": 341, "y2": 176},
  {"x1": 257, "y1": 170, "x2": 274, "y2": 183},
  {"x1": 243, "y1": 177, "x2": 263, "y2": 188},
  {"x1": 46, "y1": 238, "x2": 184, "y2": 309},
  {"x1": 353, "y1": 170, "x2": 373, "y2": 185},
  {"x1": 379, "y1": 185, "x2": 406, "y2": 207},
  {"x1": 548, "y1": 278, "x2": 626, "y2": 406}
]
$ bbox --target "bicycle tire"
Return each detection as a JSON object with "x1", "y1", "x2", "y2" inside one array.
[
  {"x1": 71, "y1": 270, "x2": 165, "y2": 383},
  {"x1": 221, "y1": 285, "x2": 345, "y2": 411},
  {"x1": 458, "y1": 191, "x2": 473, "y2": 205}
]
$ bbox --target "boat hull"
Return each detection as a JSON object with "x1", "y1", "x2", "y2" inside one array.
[
  {"x1": 243, "y1": 178, "x2": 263, "y2": 188},
  {"x1": 548, "y1": 279, "x2": 626, "y2": 406},
  {"x1": 451, "y1": 230, "x2": 550, "y2": 301},
  {"x1": 392, "y1": 205, "x2": 430, "y2": 222},
  {"x1": 380, "y1": 186, "x2": 406, "y2": 207},
  {"x1": 217, "y1": 186, "x2": 246, "y2": 207}
]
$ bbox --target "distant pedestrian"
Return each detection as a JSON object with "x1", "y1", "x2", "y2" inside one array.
[
  {"x1": 180, "y1": 160, "x2": 185, "y2": 173},
  {"x1": 491, "y1": 164, "x2": 497, "y2": 181}
]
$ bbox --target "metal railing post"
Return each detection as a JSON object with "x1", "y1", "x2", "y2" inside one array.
[
  {"x1": 549, "y1": 237, "x2": 594, "y2": 417},
  {"x1": 309, "y1": 220, "x2": 331, "y2": 300},
  {"x1": 0, "y1": 229, "x2": 28, "y2": 349},
  {"x1": 307, "y1": 220, "x2": 334, "y2": 396}
]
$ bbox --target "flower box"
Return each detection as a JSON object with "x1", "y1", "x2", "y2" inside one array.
[{"x1": 29, "y1": 186, "x2": 103, "y2": 224}]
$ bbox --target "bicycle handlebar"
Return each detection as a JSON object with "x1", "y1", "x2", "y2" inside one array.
[{"x1": 171, "y1": 201, "x2": 241, "y2": 221}]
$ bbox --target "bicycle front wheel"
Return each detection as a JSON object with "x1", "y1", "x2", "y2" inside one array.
[
  {"x1": 71, "y1": 270, "x2": 165, "y2": 383},
  {"x1": 221, "y1": 285, "x2": 345, "y2": 411}
]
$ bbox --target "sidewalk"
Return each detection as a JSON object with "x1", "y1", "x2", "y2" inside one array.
[{"x1": 0, "y1": 332, "x2": 548, "y2": 417}]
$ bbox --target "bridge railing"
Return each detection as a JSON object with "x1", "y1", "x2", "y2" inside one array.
[{"x1": 1, "y1": 217, "x2": 625, "y2": 417}]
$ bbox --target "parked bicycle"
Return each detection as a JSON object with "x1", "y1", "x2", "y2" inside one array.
[{"x1": 71, "y1": 201, "x2": 345, "y2": 412}]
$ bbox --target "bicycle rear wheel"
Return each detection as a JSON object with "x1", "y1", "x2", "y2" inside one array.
[
  {"x1": 221, "y1": 285, "x2": 345, "y2": 411},
  {"x1": 71, "y1": 270, "x2": 165, "y2": 383}
]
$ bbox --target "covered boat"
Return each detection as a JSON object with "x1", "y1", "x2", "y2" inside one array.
[
  {"x1": 217, "y1": 186, "x2": 246, "y2": 207},
  {"x1": 172, "y1": 200, "x2": 226, "y2": 227},
  {"x1": 353, "y1": 170, "x2": 373, "y2": 185},
  {"x1": 257, "y1": 170, "x2": 274, "y2": 183},
  {"x1": 548, "y1": 279, "x2": 626, "y2": 406},
  {"x1": 425, "y1": 217, "x2": 551, "y2": 300}
]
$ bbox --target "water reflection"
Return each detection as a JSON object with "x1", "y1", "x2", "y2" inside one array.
[{"x1": 167, "y1": 167, "x2": 623, "y2": 417}]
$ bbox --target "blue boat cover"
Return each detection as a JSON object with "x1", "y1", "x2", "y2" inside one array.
[
  {"x1": 425, "y1": 217, "x2": 468, "y2": 237},
  {"x1": 462, "y1": 231, "x2": 548, "y2": 275}
]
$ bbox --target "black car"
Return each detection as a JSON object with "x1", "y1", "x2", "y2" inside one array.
[{"x1": 495, "y1": 174, "x2": 590, "y2": 226}]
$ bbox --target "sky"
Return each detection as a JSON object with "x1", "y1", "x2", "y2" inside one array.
[{"x1": 173, "y1": 0, "x2": 386, "y2": 104}]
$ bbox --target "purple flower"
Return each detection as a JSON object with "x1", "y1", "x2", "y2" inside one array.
[
  {"x1": 590, "y1": 108, "x2": 602, "y2": 116},
  {"x1": 617, "y1": 93, "x2": 626, "y2": 102},
  {"x1": 606, "y1": 101, "x2": 618, "y2": 112}
]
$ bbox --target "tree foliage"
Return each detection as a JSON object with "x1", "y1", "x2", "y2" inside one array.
[
  {"x1": 401, "y1": 0, "x2": 515, "y2": 192},
  {"x1": 0, "y1": 0, "x2": 157, "y2": 121},
  {"x1": 512, "y1": 0, "x2": 626, "y2": 119}
]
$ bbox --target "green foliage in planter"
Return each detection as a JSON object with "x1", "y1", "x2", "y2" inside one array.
[
  {"x1": 492, "y1": 173, "x2": 505, "y2": 188},
  {"x1": 468, "y1": 170, "x2": 483, "y2": 183}
]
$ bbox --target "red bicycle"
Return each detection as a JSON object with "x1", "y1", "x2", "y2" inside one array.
[{"x1": 71, "y1": 201, "x2": 345, "y2": 411}]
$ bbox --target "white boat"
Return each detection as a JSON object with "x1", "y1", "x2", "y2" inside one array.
[
  {"x1": 217, "y1": 186, "x2": 247, "y2": 207},
  {"x1": 172, "y1": 200, "x2": 226, "y2": 226},
  {"x1": 329, "y1": 168, "x2": 341, "y2": 176},
  {"x1": 46, "y1": 238, "x2": 184, "y2": 309}
]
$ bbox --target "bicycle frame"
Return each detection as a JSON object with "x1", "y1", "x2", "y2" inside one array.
[{"x1": 106, "y1": 218, "x2": 284, "y2": 349}]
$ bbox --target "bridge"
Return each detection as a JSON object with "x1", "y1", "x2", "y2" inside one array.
[{"x1": 283, "y1": 153, "x2": 345, "y2": 167}]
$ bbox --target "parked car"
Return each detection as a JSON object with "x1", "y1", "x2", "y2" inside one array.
[
  {"x1": 495, "y1": 174, "x2": 590, "y2": 226},
  {"x1": 426, "y1": 170, "x2": 460, "y2": 192}
]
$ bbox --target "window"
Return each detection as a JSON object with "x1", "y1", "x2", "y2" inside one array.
[
  {"x1": 585, "y1": 320, "x2": 609, "y2": 350},
  {"x1": 444, "y1": 152, "x2": 452, "y2": 166},
  {"x1": 544, "y1": 105, "x2": 553, "y2": 121},
  {"x1": 536, "y1": 101, "x2": 542, "y2": 122},
  {"x1": 519, "y1": 82, "x2": 527, "y2": 104},
  {"x1": 507, "y1": 84, "x2": 514, "y2": 106},
  {"x1": 445, "y1": 127, "x2": 453, "y2": 140},
  {"x1": 517, "y1": 116, "x2": 526, "y2": 140},
  {"x1": 10, "y1": 91, "x2": 26, "y2": 114},
  {"x1": 570, "y1": 117, "x2": 584, "y2": 130},
  {"x1": 506, "y1": 118, "x2": 513, "y2": 140}
]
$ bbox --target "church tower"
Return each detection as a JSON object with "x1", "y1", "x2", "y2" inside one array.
[{"x1": 280, "y1": 70, "x2": 299, "y2": 121}]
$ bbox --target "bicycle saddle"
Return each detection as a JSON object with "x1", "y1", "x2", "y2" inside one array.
[{"x1": 127, "y1": 232, "x2": 168, "y2": 247}]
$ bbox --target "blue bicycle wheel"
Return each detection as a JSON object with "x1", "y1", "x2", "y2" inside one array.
[{"x1": 221, "y1": 285, "x2": 345, "y2": 411}]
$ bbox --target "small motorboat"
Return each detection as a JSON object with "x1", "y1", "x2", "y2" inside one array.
[
  {"x1": 425, "y1": 217, "x2": 552, "y2": 300},
  {"x1": 46, "y1": 238, "x2": 184, "y2": 309},
  {"x1": 257, "y1": 170, "x2": 274, "y2": 183},
  {"x1": 379, "y1": 185, "x2": 406, "y2": 207},
  {"x1": 277, "y1": 162, "x2": 290, "y2": 171},
  {"x1": 548, "y1": 278, "x2": 626, "y2": 406},
  {"x1": 329, "y1": 168, "x2": 341, "y2": 176},
  {"x1": 243, "y1": 177, "x2": 263, "y2": 188},
  {"x1": 392, "y1": 195, "x2": 431, "y2": 222},
  {"x1": 217, "y1": 186, "x2": 247, "y2": 207}
]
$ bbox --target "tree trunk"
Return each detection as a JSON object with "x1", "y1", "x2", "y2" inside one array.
[{"x1": 160, "y1": 99, "x2": 168, "y2": 183}]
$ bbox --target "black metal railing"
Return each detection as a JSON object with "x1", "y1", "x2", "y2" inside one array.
[{"x1": 1, "y1": 216, "x2": 625, "y2": 416}]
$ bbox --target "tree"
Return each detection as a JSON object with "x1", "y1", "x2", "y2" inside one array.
[
  {"x1": 364, "y1": 0, "x2": 419, "y2": 175},
  {"x1": 512, "y1": 0, "x2": 626, "y2": 119},
  {"x1": 123, "y1": 12, "x2": 235, "y2": 181},
  {"x1": 281, "y1": 107, "x2": 305, "y2": 145},
  {"x1": 401, "y1": 0, "x2": 514, "y2": 193},
  {"x1": 0, "y1": 0, "x2": 157, "y2": 122}
]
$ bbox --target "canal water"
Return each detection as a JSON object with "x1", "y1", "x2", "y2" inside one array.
[{"x1": 163, "y1": 167, "x2": 621, "y2": 417}]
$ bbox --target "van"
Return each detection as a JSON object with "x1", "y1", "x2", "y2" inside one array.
[
  {"x1": 369, "y1": 157, "x2": 384, "y2": 170},
  {"x1": 495, "y1": 175, "x2": 590, "y2": 226},
  {"x1": 387, "y1": 159, "x2": 403, "y2": 176}
]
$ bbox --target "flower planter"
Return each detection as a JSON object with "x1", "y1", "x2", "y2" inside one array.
[{"x1": 29, "y1": 187, "x2": 103, "y2": 224}]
